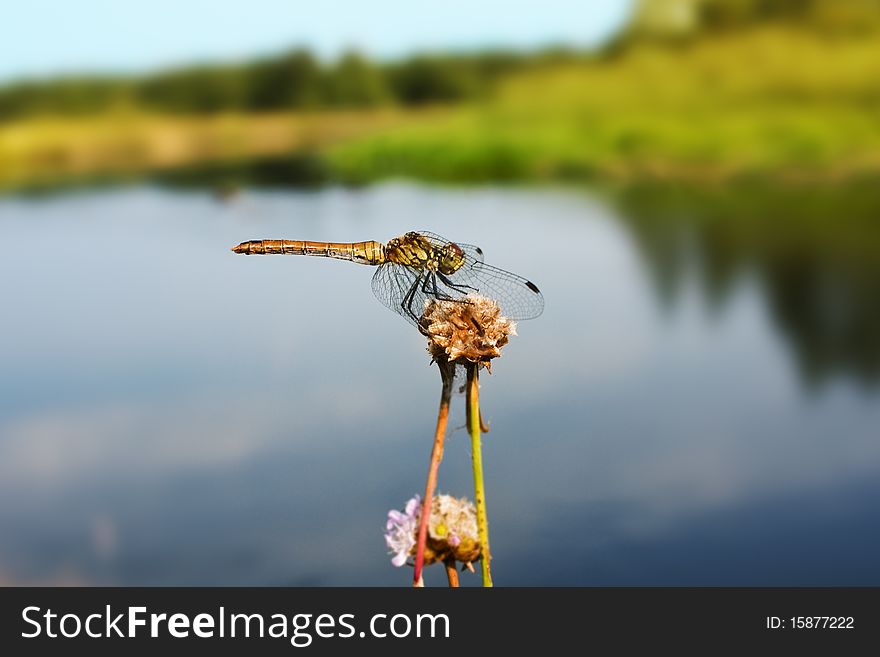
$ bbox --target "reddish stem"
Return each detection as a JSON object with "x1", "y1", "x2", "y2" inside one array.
[
  {"x1": 444, "y1": 558, "x2": 460, "y2": 588},
  {"x1": 412, "y1": 360, "x2": 454, "y2": 587}
]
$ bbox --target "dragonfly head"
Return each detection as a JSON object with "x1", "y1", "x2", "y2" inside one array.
[{"x1": 437, "y1": 242, "x2": 466, "y2": 275}]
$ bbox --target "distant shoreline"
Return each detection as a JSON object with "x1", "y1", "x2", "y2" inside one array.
[
  {"x1": 2, "y1": 108, "x2": 878, "y2": 194},
  {"x1": 4, "y1": 25, "x2": 880, "y2": 192}
]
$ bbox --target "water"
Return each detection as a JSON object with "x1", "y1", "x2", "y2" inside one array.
[{"x1": 1, "y1": 182, "x2": 878, "y2": 586}]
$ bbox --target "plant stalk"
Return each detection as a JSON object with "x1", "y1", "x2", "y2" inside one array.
[
  {"x1": 466, "y1": 362, "x2": 493, "y2": 587},
  {"x1": 413, "y1": 358, "x2": 455, "y2": 587},
  {"x1": 444, "y1": 558, "x2": 460, "y2": 588}
]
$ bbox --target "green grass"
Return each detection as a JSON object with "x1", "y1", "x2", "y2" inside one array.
[{"x1": 326, "y1": 26, "x2": 880, "y2": 184}]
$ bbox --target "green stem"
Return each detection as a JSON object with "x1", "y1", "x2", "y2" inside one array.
[{"x1": 466, "y1": 362, "x2": 493, "y2": 587}]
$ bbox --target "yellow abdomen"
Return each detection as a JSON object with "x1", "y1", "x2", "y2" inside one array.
[{"x1": 231, "y1": 240, "x2": 386, "y2": 265}]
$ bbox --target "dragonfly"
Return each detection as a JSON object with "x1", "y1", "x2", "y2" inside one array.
[{"x1": 231, "y1": 230, "x2": 544, "y2": 328}]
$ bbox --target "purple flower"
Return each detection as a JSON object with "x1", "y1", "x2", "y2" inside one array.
[
  {"x1": 383, "y1": 493, "x2": 480, "y2": 569},
  {"x1": 384, "y1": 494, "x2": 421, "y2": 567}
]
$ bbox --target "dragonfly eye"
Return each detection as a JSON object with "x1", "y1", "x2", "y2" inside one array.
[{"x1": 438, "y1": 243, "x2": 465, "y2": 274}]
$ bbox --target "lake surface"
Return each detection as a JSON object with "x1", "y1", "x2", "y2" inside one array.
[{"x1": 1, "y1": 181, "x2": 879, "y2": 586}]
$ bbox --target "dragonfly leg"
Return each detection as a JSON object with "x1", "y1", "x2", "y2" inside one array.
[
  {"x1": 402, "y1": 272, "x2": 425, "y2": 323},
  {"x1": 423, "y1": 273, "x2": 456, "y2": 302},
  {"x1": 426, "y1": 273, "x2": 475, "y2": 310},
  {"x1": 437, "y1": 272, "x2": 477, "y2": 296}
]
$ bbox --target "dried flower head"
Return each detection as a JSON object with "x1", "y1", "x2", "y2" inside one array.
[
  {"x1": 384, "y1": 494, "x2": 481, "y2": 568},
  {"x1": 421, "y1": 294, "x2": 517, "y2": 366}
]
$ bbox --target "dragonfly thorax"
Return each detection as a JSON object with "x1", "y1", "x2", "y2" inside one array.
[{"x1": 385, "y1": 232, "x2": 465, "y2": 275}]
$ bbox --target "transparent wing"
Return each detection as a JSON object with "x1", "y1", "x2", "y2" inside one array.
[
  {"x1": 371, "y1": 262, "x2": 422, "y2": 326},
  {"x1": 373, "y1": 260, "x2": 509, "y2": 328},
  {"x1": 417, "y1": 230, "x2": 484, "y2": 264},
  {"x1": 446, "y1": 253, "x2": 544, "y2": 321},
  {"x1": 416, "y1": 230, "x2": 543, "y2": 320}
]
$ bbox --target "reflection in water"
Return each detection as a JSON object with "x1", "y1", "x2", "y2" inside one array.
[
  {"x1": 614, "y1": 183, "x2": 880, "y2": 388},
  {"x1": 0, "y1": 182, "x2": 878, "y2": 585}
]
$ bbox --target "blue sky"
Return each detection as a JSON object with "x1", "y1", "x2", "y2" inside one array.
[{"x1": 3, "y1": 0, "x2": 634, "y2": 82}]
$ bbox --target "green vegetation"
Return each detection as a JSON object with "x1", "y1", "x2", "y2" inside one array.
[
  {"x1": 2, "y1": 0, "x2": 880, "y2": 189},
  {"x1": 628, "y1": 0, "x2": 880, "y2": 38},
  {"x1": 327, "y1": 24, "x2": 880, "y2": 184},
  {"x1": 0, "y1": 50, "x2": 553, "y2": 119}
]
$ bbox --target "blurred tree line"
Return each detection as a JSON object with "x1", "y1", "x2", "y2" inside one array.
[
  {"x1": 4, "y1": 0, "x2": 878, "y2": 121},
  {"x1": 0, "y1": 49, "x2": 580, "y2": 120}
]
